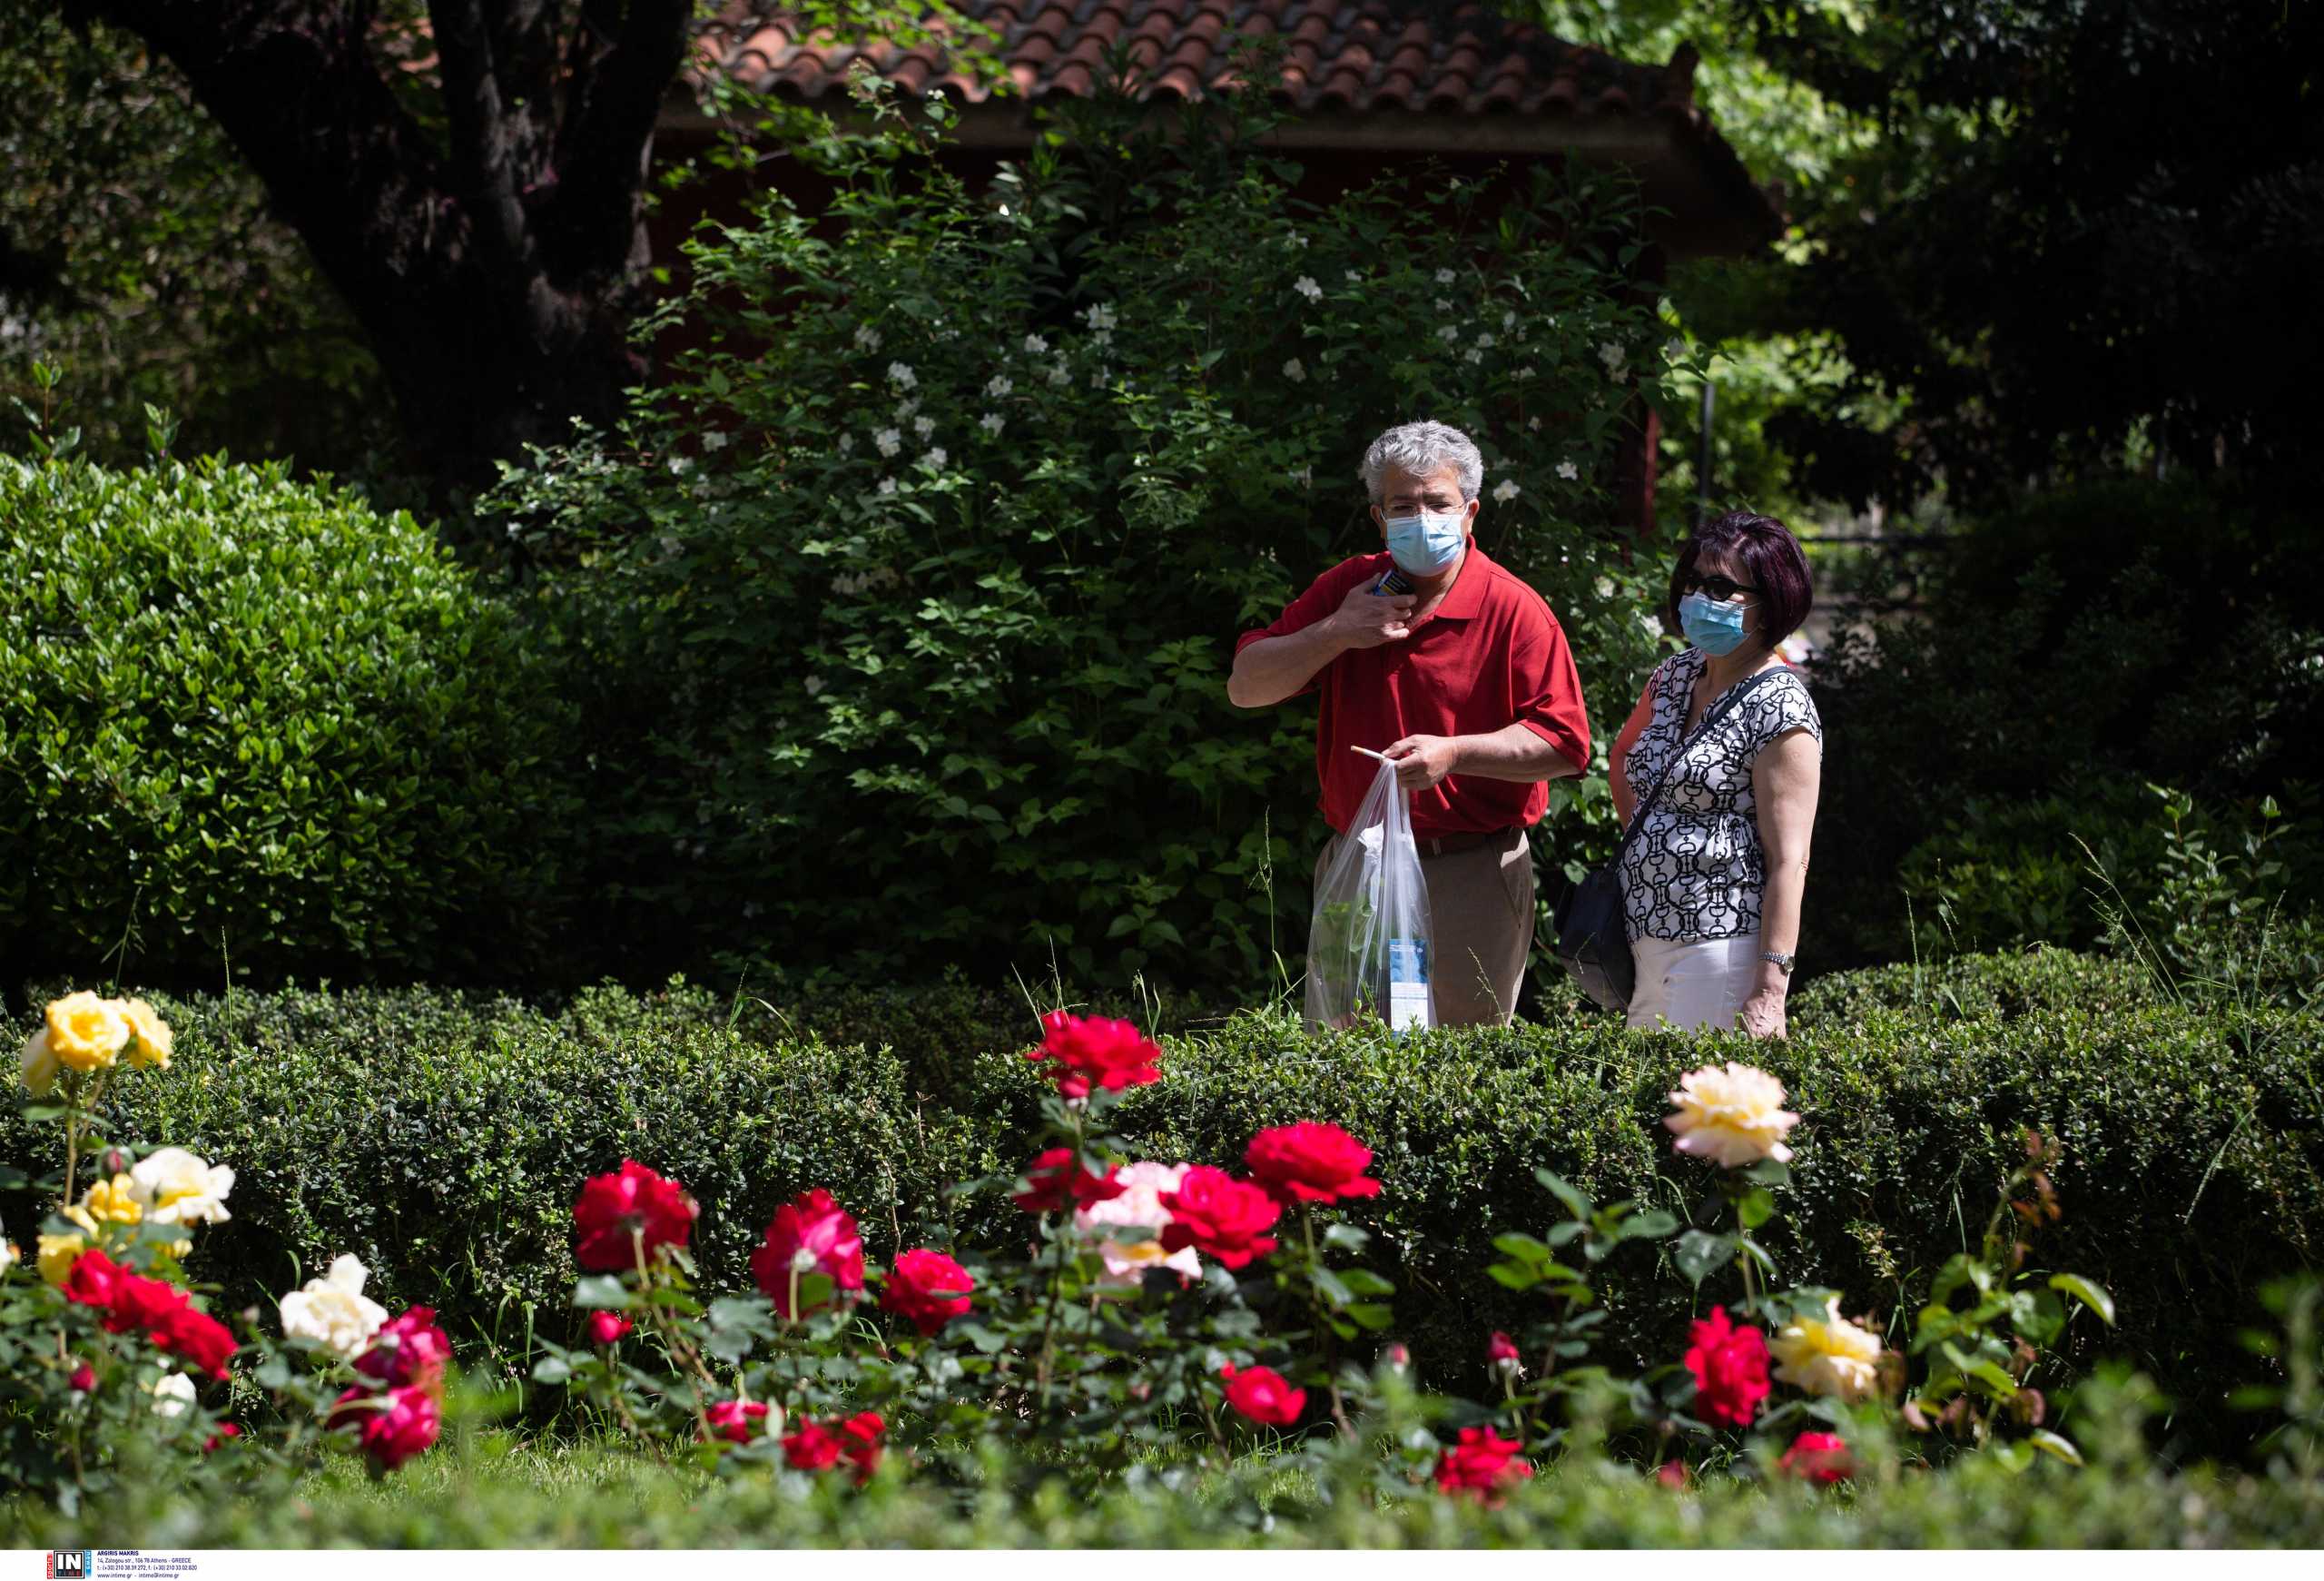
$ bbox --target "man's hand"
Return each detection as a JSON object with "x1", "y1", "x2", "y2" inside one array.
[
  {"x1": 1384, "y1": 734, "x2": 1462, "y2": 791},
  {"x1": 1324, "y1": 583, "x2": 1414, "y2": 649}
]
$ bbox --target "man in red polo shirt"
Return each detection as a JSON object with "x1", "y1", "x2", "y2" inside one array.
[{"x1": 1227, "y1": 420, "x2": 1592, "y2": 1025}]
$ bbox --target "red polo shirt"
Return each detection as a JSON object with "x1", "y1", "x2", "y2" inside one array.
[{"x1": 1236, "y1": 545, "x2": 1592, "y2": 838}]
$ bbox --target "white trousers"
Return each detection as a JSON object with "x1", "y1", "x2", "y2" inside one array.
[{"x1": 1628, "y1": 933, "x2": 1761, "y2": 1033}]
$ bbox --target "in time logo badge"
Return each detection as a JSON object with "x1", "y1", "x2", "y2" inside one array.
[{"x1": 45, "y1": 1556, "x2": 93, "y2": 1580}]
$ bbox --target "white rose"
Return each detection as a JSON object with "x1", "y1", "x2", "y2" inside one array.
[
  {"x1": 150, "y1": 1371, "x2": 197, "y2": 1418},
  {"x1": 280, "y1": 1253, "x2": 389, "y2": 1357},
  {"x1": 20, "y1": 1027, "x2": 58, "y2": 1097},
  {"x1": 129, "y1": 1147, "x2": 234, "y2": 1225},
  {"x1": 1076, "y1": 1161, "x2": 1202, "y2": 1287}
]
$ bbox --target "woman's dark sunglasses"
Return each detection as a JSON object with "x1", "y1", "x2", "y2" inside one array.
[{"x1": 1679, "y1": 571, "x2": 1759, "y2": 602}]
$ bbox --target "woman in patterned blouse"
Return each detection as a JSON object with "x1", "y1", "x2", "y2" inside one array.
[{"x1": 1607, "y1": 511, "x2": 1823, "y2": 1036}]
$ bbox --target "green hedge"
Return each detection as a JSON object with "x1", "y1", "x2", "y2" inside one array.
[
  {"x1": 5, "y1": 952, "x2": 2316, "y2": 1457},
  {"x1": 0, "y1": 452, "x2": 577, "y2": 987}
]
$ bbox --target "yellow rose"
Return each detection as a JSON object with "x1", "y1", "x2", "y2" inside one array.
[
  {"x1": 1769, "y1": 1296, "x2": 1885, "y2": 1401},
  {"x1": 20, "y1": 1027, "x2": 59, "y2": 1095},
  {"x1": 45, "y1": 992, "x2": 131, "y2": 1074},
  {"x1": 81, "y1": 1172, "x2": 144, "y2": 1225},
  {"x1": 123, "y1": 998, "x2": 173, "y2": 1070},
  {"x1": 1664, "y1": 1061, "x2": 1800, "y2": 1170},
  {"x1": 37, "y1": 1218, "x2": 95, "y2": 1285}
]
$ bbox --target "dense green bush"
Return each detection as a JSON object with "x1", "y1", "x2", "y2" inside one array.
[
  {"x1": 1808, "y1": 476, "x2": 2324, "y2": 969},
  {"x1": 11, "y1": 1398, "x2": 2324, "y2": 1547},
  {"x1": 7, "y1": 949, "x2": 2314, "y2": 1457},
  {"x1": 0, "y1": 452, "x2": 577, "y2": 987},
  {"x1": 490, "y1": 89, "x2": 1692, "y2": 990}
]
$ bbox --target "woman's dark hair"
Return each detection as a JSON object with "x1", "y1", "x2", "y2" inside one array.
[{"x1": 1666, "y1": 510, "x2": 1814, "y2": 652}]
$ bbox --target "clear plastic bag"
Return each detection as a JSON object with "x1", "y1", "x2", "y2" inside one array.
[{"x1": 1305, "y1": 749, "x2": 1435, "y2": 1034}]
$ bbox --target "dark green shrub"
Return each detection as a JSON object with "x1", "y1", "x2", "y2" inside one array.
[
  {"x1": 490, "y1": 93, "x2": 1689, "y2": 991},
  {"x1": 5, "y1": 954, "x2": 2313, "y2": 1455},
  {"x1": 1807, "y1": 477, "x2": 2324, "y2": 969},
  {"x1": 1788, "y1": 944, "x2": 2162, "y2": 1024},
  {"x1": 0, "y1": 453, "x2": 577, "y2": 987}
]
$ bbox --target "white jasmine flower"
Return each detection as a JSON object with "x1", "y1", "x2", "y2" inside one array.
[
  {"x1": 1514, "y1": 365, "x2": 1536, "y2": 380},
  {"x1": 280, "y1": 1254, "x2": 389, "y2": 1358},
  {"x1": 1599, "y1": 341, "x2": 1628, "y2": 376},
  {"x1": 887, "y1": 361, "x2": 917, "y2": 389},
  {"x1": 1464, "y1": 348, "x2": 1483, "y2": 363},
  {"x1": 1285, "y1": 231, "x2": 1309, "y2": 249},
  {"x1": 1435, "y1": 267, "x2": 1457, "y2": 284},
  {"x1": 912, "y1": 414, "x2": 936, "y2": 440},
  {"x1": 1048, "y1": 361, "x2": 1072, "y2": 387},
  {"x1": 1344, "y1": 269, "x2": 1363, "y2": 283},
  {"x1": 1292, "y1": 276, "x2": 1323, "y2": 301},
  {"x1": 877, "y1": 477, "x2": 898, "y2": 496},
  {"x1": 701, "y1": 430, "x2": 729, "y2": 451},
  {"x1": 1288, "y1": 465, "x2": 1313, "y2": 488},
  {"x1": 667, "y1": 457, "x2": 691, "y2": 476},
  {"x1": 1283, "y1": 358, "x2": 1305, "y2": 382},
  {"x1": 1557, "y1": 459, "x2": 1581, "y2": 480},
  {"x1": 804, "y1": 676, "x2": 827, "y2": 696},
  {"x1": 1502, "y1": 310, "x2": 1518, "y2": 330},
  {"x1": 894, "y1": 396, "x2": 920, "y2": 420},
  {"x1": 986, "y1": 374, "x2": 1013, "y2": 398},
  {"x1": 1084, "y1": 303, "x2": 1118, "y2": 331},
  {"x1": 1476, "y1": 332, "x2": 1496, "y2": 350},
  {"x1": 1090, "y1": 328, "x2": 1114, "y2": 350},
  {"x1": 1528, "y1": 416, "x2": 1542, "y2": 431},
  {"x1": 1023, "y1": 333, "x2": 1049, "y2": 355},
  {"x1": 853, "y1": 325, "x2": 881, "y2": 351},
  {"x1": 980, "y1": 412, "x2": 1005, "y2": 435},
  {"x1": 1437, "y1": 325, "x2": 1459, "y2": 342},
  {"x1": 1434, "y1": 298, "x2": 1454, "y2": 314},
  {"x1": 1595, "y1": 576, "x2": 1617, "y2": 598},
  {"x1": 838, "y1": 432, "x2": 855, "y2": 454},
  {"x1": 1492, "y1": 479, "x2": 1521, "y2": 503},
  {"x1": 924, "y1": 447, "x2": 948, "y2": 468},
  {"x1": 873, "y1": 428, "x2": 901, "y2": 458}
]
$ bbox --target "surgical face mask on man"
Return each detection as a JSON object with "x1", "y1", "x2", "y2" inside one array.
[
  {"x1": 1678, "y1": 591, "x2": 1754, "y2": 657},
  {"x1": 1383, "y1": 509, "x2": 1467, "y2": 577}
]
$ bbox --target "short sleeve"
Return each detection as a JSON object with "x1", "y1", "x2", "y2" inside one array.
[
  {"x1": 1511, "y1": 608, "x2": 1592, "y2": 774},
  {"x1": 1752, "y1": 672, "x2": 1823, "y2": 756},
  {"x1": 1234, "y1": 558, "x2": 1374, "y2": 695}
]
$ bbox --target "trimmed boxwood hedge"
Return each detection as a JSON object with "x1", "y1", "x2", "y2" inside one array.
[{"x1": 4, "y1": 951, "x2": 2315, "y2": 1457}]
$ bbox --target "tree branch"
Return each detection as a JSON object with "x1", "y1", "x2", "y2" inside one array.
[{"x1": 543, "y1": 0, "x2": 693, "y2": 282}]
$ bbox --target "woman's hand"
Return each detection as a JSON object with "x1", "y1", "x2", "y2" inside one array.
[{"x1": 1739, "y1": 985, "x2": 1787, "y2": 1040}]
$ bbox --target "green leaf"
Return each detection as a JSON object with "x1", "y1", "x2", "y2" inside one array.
[
  {"x1": 1344, "y1": 1302, "x2": 1394, "y2": 1330},
  {"x1": 1736, "y1": 1188, "x2": 1775, "y2": 1231},
  {"x1": 1673, "y1": 1229, "x2": 1733, "y2": 1289},
  {"x1": 2049, "y1": 1273, "x2": 2115, "y2": 1326},
  {"x1": 1492, "y1": 1232, "x2": 1555, "y2": 1264},
  {"x1": 1966, "y1": 1360, "x2": 2021, "y2": 1397},
  {"x1": 2029, "y1": 1429, "x2": 2084, "y2": 1467},
  {"x1": 573, "y1": 1276, "x2": 631, "y2": 1310},
  {"x1": 1537, "y1": 1171, "x2": 1592, "y2": 1220},
  {"x1": 1622, "y1": 1209, "x2": 1679, "y2": 1240},
  {"x1": 1338, "y1": 1268, "x2": 1395, "y2": 1298},
  {"x1": 531, "y1": 1355, "x2": 572, "y2": 1385},
  {"x1": 1486, "y1": 1262, "x2": 1542, "y2": 1292},
  {"x1": 1322, "y1": 1222, "x2": 1371, "y2": 1254}
]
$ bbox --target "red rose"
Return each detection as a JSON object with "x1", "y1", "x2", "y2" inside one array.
[
  {"x1": 69, "y1": 1362, "x2": 96, "y2": 1393},
  {"x1": 587, "y1": 1311, "x2": 634, "y2": 1346},
  {"x1": 783, "y1": 1416, "x2": 842, "y2": 1470},
  {"x1": 1682, "y1": 1307, "x2": 1770, "y2": 1428},
  {"x1": 1022, "y1": 1011, "x2": 1163, "y2": 1101},
  {"x1": 1244, "y1": 1122, "x2": 1384, "y2": 1206},
  {"x1": 1486, "y1": 1330, "x2": 1521, "y2": 1372},
  {"x1": 837, "y1": 1410, "x2": 885, "y2": 1483},
  {"x1": 1778, "y1": 1430, "x2": 1852, "y2": 1485},
  {"x1": 1436, "y1": 1426, "x2": 1533, "y2": 1502},
  {"x1": 750, "y1": 1189, "x2": 866, "y2": 1318},
  {"x1": 1157, "y1": 1167, "x2": 1281, "y2": 1270},
  {"x1": 1656, "y1": 1458, "x2": 1689, "y2": 1489},
  {"x1": 150, "y1": 1301, "x2": 238, "y2": 1379},
  {"x1": 203, "y1": 1422, "x2": 242, "y2": 1452},
  {"x1": 331, "y1": 1383, "x2": 441, "y2": 1470},
  {"x1": 572, "y1": 1160, "x2": 698, "y2": 1273},
  {"x1": 101, "y1": 1271, "x2": 185, "y2": 1336},
  {"x1": 61, "y1": 1248, "x2": 124, "y2": 1309},
  {"x1": 881, "y1": 1249, "x2": 974, "y2": 1338},
  {"x1": 1012, "y1": 1147, "x2": 1126, "y2": 1214},
  {"x1": 1219, "y1": 1362, "x2": 1306, "y2": 1428},
  {"x1": 356, "y1": 1306, "x2": 453, "y2": 1389},
  {"x1": 704, "y1": 1398, "x2": 770, "y2": 1445}
]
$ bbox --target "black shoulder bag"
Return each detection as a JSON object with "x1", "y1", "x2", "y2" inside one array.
[{"x1": 1550, "y1": 667, "x2": 1786, "y2": 1011}]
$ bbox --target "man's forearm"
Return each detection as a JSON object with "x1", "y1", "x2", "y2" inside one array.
[
  {"x1": 1452, "y1": 722, "x2": 1583, "y2": 782},
  {"x1": 1227, "y1": 625, "x2": 1348, "y2": 707}
]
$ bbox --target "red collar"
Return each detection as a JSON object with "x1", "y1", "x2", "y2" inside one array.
[{"x1": 1427, "y1": 542, "x2": 1493, "y2": 621}]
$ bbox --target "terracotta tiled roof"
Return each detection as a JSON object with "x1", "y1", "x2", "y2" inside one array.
[{"x1": 706, "y1": 1, "x2": 1690, "y2": 120}]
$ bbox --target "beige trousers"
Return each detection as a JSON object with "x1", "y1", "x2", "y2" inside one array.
[{"x1": 1313, "y1": 826, "x2": 1535, "y2": 1027}]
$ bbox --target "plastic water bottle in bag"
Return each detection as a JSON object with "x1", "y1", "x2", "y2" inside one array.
[{"x1": 1305, "y1": 748, "x2": 1436, "y2": 1034}]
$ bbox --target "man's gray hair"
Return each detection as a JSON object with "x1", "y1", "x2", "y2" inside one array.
[{"x1": 1358, "y1": 420, "x2": 1484, "y2": 503}]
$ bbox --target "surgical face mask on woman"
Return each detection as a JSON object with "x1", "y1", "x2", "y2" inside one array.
[
  {"x1": 1383, "y1": 509, "x2": 1467, "y2": 576},
  {"x1": 1678, "y1": 591, "x2": 1754, "y2": 657}
]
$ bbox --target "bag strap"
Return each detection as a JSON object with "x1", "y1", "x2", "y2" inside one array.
[{"x1": 1613, "y1": 664, "x2": 1787, "y2": 858}]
